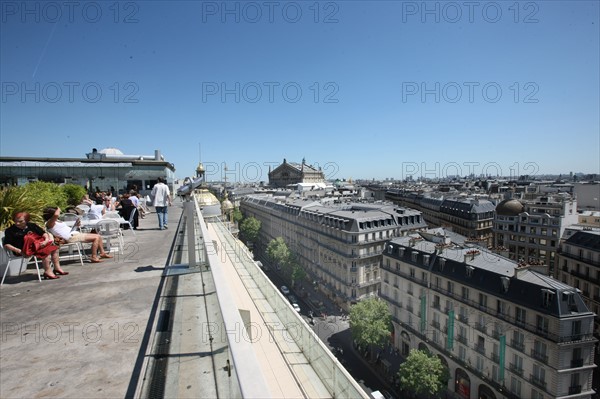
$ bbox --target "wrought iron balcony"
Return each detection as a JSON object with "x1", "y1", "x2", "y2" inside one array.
[
  {"x1": 509, "y1": 363, "x2": 523, "y2": 376},
  {"x1": 530, "y1": 349, "x2": 548, "y2": 364},
  {"x1": 529, "y1": 374, "x2": 547, "y2": 390}
]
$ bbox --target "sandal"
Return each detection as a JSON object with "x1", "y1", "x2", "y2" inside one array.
[
  {"x1": 100, "y1": 254, "x2": 113, "y2": 259},
  {"x1": 54, "y1": 270, "x2": 69, "y2": 275},
  {"x1": 90, "y1": 258, "x2": 103, "y2": 263}
]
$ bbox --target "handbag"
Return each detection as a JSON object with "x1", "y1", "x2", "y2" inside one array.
[{"x1": 22, "y1": 232, "x2": 59, "y2": 259}]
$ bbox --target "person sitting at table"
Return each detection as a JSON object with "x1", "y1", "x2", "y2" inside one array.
[
  {"x1": 102, "y1": 196, "x2": 116, "y2": 212},
  {"x1": 80, "y1": 195, "x2": 105, "y2": 220},
  {"x1": 43, "y1": 207, "x2": 113, "y2": 263},
  {"x1": 3, "y1": 212, "x2": 69, "y2": 279},
  {"x1": 117, "y1": 193, "x2": 138, "y2": 230}
]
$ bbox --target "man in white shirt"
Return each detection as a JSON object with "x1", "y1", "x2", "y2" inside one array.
[{"x1": 151, "y1": 177, "x2": 172, "y2": 230}]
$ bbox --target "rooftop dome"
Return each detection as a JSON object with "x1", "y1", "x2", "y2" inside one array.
[
  {"x1": 496, "y1": 199, "x2": 524, "y2": 216},
  {"x1": 99, "y1": 147, "x2": 124, "y2": 155}
]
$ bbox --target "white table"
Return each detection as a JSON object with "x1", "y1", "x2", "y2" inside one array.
[{"x1": 65, "y1": 217, "x2": 127, "y2": 228}]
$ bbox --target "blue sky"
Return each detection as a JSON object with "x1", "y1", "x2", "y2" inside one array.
[{"x1": 1, "y1": 0, "x2": 599, "y2": 182}]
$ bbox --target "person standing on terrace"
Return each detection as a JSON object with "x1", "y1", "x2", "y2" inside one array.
[{"x1": 151, "y1": 177, "x2": 172, "y2": 230}]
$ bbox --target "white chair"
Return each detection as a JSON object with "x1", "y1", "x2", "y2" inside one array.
[
  {"x1": 61, "y1": 213, "x2": 80, "y2": 222},
  {"x1": 104, "y1": 211, "x2": 121, "y2": 220},
  {"x1": 46, "y1": 222, "x2": 86, "y2": 267},
  {"x1": 57, "y1": 238, "x2": 86, "y2": 266},
  {"x1": 95, "y1": 220, "x2": 124, "y2": 255},
  {"x1": 1, "y1": 238, "x2": 41, "y2": 286},
  {"x1": 126, "y1": 208, "x2": 137, "y2": 235}
]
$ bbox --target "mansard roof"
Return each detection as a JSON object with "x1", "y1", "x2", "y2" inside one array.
[{"x1": 385, "y1": 236, "x2": 592, "y2": 320}]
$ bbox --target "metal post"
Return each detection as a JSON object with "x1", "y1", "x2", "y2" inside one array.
[{"x1": 184, "y1": 198, "x2": 197, "y2": 268}]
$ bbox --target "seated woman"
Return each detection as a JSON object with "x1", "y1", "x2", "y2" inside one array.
[
  {"x1": 102, "y1": 196, "x2": 116, "y2": 212},
  {"x1": 117, "y1": 193, "x2": 138, "y2": 229},
  {"x1": 43, "y1": 207, "x2": 113, "y2": 263},
  {"x1": 3, "y1": 212, "x2": 69, "y2": 279}
]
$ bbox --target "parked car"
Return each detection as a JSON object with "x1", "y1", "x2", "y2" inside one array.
[
  {"x1": 287, "y1": 294, "x2": 298, "y2": 304},
  {"x1": 292, "y1": 303, "x2": 301, "y2": 313},
  {"x1": 280, "y1": 285, "x2": 290, "y2": 295}
]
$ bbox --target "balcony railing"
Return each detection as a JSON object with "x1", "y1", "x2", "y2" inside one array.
[
  {"x1": 457, "y1": 335, "x2": 468, "y2": 345},
  {"x1": 431, "y1": 320, "x2": 440, "y2": 329},
  {"x1": 509, "y1": 363, "x2": 523, "y2": 377},
  {"x1": 530, "y1": 349, "x2": 548, "y2": 364},
  {"x1": 529, "y1": 374, "x2": 547, "y2": 390},
  {"x1": 490, "y1": 352, "x2": 500, "y2": 363},
  {"x1": 458, "y1": 314, "x2": 469, "y2": 324},
  {"x1": 492, "y1": 330, "x2": 501, "y2": 340},
  {"x1": 510, "y1": 339, "x2": 525, "y2": 352},
  {"x1": 474, "y1": 323, "x2": 487, "y2": 334},
  {"x1": 474, "y1": 344, "x2": 486, "y2": 355}
]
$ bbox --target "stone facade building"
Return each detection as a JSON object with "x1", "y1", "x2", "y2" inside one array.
[
  {"x1": 268, "y1": 158, "x2": 325, "y2": 188},
  {"x1": 381, "y1": 234, "x2": 597, "y2": 399},
  {"x1": 240, "y1": 195, "x2": 427, "y2": 308}
]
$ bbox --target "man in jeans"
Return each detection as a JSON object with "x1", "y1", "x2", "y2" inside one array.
[{"x1": 151, "y1": 177, "x2": 172, "y2": 230}]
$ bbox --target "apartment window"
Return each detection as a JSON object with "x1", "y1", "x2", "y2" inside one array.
[
  {"x1": 458, "y1": 325, "x2": 467, "y2": 344},
  {"x1": 458, "y1": 345, "x2": 466, "y2": 361},
  {"x1": 434, "y1": 276, "x2": 441, "y2": 288},
  {"x1": 479, "y1": 293, "x2": 487, "y2": 309},
  {"x1": 533, "y1": 364, "x2": 546, "y2": 386},
  {"x1": 447, "y1": 281, "x2": 454, "y2": 295},
  {"x1": 476, "y1": 356, "x2": 484, "y2": 372},
  {"x1": 407, "y1": 282, "x2": 413, "y2": 295},
  {"x1": 445, "y1": 300, "x2": 453, "y2": 313},
  {"x1": 510, "y1": 376, "x2": 522, "y2": 396},
  {"x1": 497, "y1": 300, "x2": 507, "y2": 315},
  {"x1": 512, "y1": 330, "x2": 525, "y2": 351},
  {"x1": 533, "y1": 340, "x2": 547, "y2": 363},
  {"x1": 531, "y1": 389, "x2": 544, "y2": 399},
  {"x1": 572, "y1": 320, "x2": 582, "y2": 337},
  {"x1": 462, "y1": 286, "x2": 469, "y2": 301},
  {"x1": 421, "y1": 271, "x2": 428, "y2": 284},
  {"x1": 536, "y1": 315, "x2": 549, "y2": 335},
  {"x1": 410, "y1": 268, "x2": 415, "y2": 278},
  {"x1": 515, "y1": 307, "x2": 526, "y2": 326},
  {"x1": 492, "y1": 365, "x2": 500, "y2": 383},
  {"x1": 433, "y1": 295, "x2": 441, "y2": 309},
  {"x1": 492, "y1": 342, "x2": 499, "y2": 361}
]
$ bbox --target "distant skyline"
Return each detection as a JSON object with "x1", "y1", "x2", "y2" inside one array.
[{"x1": 1, "y1": 1, "x2": 598, "y2": 182}]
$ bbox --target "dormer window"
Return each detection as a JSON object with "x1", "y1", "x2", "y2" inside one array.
[
  {"x1": 423, "y1": 255, "x2": 430, "y2": 266},
  {"x1": 387, "y1": 245, "x2": 393, "y2": 255},
  {"x1": 541, "y1": 289, "x2": 555, "y2": 308},
  {"x1": 439, "y1": 258, "x2": 446, "y2": 271},
  {"x1": 501, "y1": 276, "x2": 510, "y2": 293},
  {"x1": 411, "y1": 251, "x2": 418, "y2": 262},
  {"x1": 466, "y1": 265, "x2": 474, "y2": 278}
]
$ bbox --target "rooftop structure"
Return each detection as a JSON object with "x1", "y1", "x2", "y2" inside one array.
[{"x1": 0, "y1": 147, "x2": 175, "y2": 195}]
